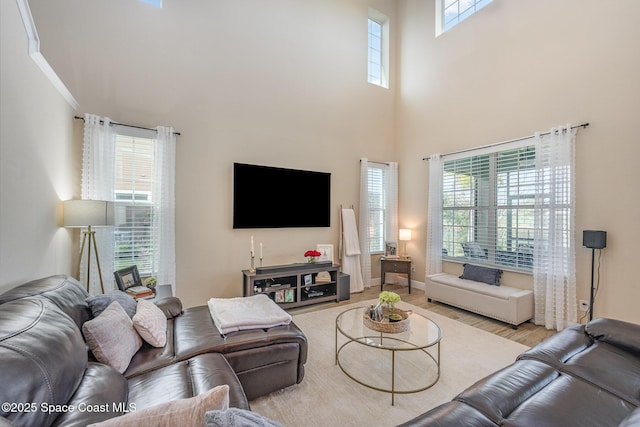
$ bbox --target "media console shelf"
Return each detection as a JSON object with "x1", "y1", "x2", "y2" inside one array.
[{"x1": 242, "y1": 262, "x2": 341, "y2": 309}]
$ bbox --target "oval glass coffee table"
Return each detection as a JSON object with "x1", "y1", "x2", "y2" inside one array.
[{"x1": 335, "y1": 306, "x2": 442, "y2": 405}]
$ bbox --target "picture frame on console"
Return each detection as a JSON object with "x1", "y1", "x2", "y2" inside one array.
[
  {"x1": 316, "y1": 244, "x2": 334, "y2": 264},
  {"x1": 385, "y1": 241, "x2": 399, "y2": 258},
  {"x1": 114, "y1": 265, "x2": 142, "y2": 291}
]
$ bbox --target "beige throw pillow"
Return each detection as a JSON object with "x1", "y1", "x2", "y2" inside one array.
[
  {"x1": 82, "y1": 301, "x2": 142, "y2": 373},
  {"x1": 87, "y1": 385, "x2": 230, "y2": 427},
  {"x1": 133, "y1": 298, "x2": 167, "y2": 347}
]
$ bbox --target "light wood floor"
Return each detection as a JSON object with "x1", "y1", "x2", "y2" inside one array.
[{"x1": 290, "y1": 284, "x2": 556, "y2": 348}]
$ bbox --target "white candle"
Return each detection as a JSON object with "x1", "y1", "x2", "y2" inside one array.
[
  {"x1": 251, "y1": 236, "x2": 254, "y2": 256},
  {"x1": 260, "y1": 242, "x2": 263, "y2": 259}
]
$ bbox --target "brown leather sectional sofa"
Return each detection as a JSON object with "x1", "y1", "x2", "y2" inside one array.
[
  {"x1": 399, "y1": 317, "x2": 640, "y2": 426},
  {"x1": 0, "y1": 275, "x2": 307, "y2": 426}
]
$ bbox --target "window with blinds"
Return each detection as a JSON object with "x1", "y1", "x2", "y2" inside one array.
[
  {"x1": 367, "y1": 165, "x2": 386, "y2": 253},
  {"x1": 114, "y1": 134, "x2": 155, "y2": 274},
  {"x1": 442, "y1": 145, "x2": 537, "y2": 271}
]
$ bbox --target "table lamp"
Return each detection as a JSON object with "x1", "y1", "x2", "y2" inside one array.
[
  {"x1": 399, "y1": 228, "x2": 412, "y2": 258},
  {"x1": 63, "y1": 200, "x2": 114, "y2": 293}
]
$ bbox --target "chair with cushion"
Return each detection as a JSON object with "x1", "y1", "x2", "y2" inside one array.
[{"x1": 461, "y1": 242, "x2": 488, "y2": 259}]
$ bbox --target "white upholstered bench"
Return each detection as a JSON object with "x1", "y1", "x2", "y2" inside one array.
[{"x1": 426, "y1": 272, "x2": 534, "y2": 329}]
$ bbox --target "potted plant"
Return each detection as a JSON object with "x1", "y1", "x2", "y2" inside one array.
[
  {"x1": 379, "y1": 291, "x2": 402, "y2": 322},
  {"x1": 144, "y1": 277, "x2": 157, "y2": 290}
]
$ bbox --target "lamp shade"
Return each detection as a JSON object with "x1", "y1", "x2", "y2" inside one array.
[
  {"x1": 399, "y1": 229, "x2": 412, "y2": 241},
  {"x1": 63, "y1": 200, "x2": 114, "y2": 227}
]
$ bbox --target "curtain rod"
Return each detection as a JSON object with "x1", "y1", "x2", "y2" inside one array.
[
  {"x1": 360, "y1": 159, "x2": 390, "y2": 166},
  {"x1": 73, "y1": 116, "x2": 181, "y2": 136},
  {"x1": 422, "y1": 122, "x2": 589, "y2": 161}
]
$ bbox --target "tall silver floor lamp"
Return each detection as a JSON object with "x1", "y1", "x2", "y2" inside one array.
[{"x1": 63, "y1": 200, "x2": 114, "y2": 293}]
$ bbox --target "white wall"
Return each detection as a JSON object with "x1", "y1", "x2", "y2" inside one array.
[
  {"x1": 29, "y1": 0, "x2": 398, "y2": 307},
  {"x1": 397, "y1": 0, "x2": 640, "y2": 323},
  {"x1": 22, "y1": 0, "x2": 640, "y2": 323},
  {"x1": 0, "y1": 0, "x2": 76, "y2": 290}
]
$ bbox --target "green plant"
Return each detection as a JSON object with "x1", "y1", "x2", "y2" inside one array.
[
  {"x1": 144, "y1": 277, "x2": 157, "y2": 288},
  {"x1": 379, "y1": 291, "x2": 401, "y2": 309}
]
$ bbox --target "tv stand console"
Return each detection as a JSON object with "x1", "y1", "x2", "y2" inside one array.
[{"x1": 242, "y1": 262, "x2": 340, "y2": 309}]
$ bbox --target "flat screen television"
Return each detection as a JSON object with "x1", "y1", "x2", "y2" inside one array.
[{"x1": 233, "y1": 163, "x2": 331, "y2": 229}]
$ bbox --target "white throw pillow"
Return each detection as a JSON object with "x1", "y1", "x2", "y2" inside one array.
[
  {"x1": 133, "y1": 298, "x2": 168, "y2": 347},
  {"x1": 82, "y1": 301, "x2": 142, "y2": 373},
  {"x1": 87, "y1": 385, "x2": 230, "y2": 427}
]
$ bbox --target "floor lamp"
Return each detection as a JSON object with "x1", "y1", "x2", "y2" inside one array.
[
  {"x1": 582, "y1": 230, "x2": 607, "y2": 321},
  {"x1": 63, "y1": 200, "x2": 114, "y2": 293}
]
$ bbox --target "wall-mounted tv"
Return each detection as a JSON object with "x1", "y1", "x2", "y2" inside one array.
[{"x1": 233, "y1": 163, "x2": 331, "y2": 229}]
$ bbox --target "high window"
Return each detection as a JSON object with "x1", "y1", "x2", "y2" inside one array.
[
  {"x1": 138, "y1": 0, "x2": 162, "y2": 8},
  {"x1": 442, "y1": 144, "x2": 545, "y2": 271},
  {"x1": 437, "y1": 0, "x2": 493, "y2": 34},
  {"x1": 368, "y1": 9, "x2": 389, "y2": 88}
]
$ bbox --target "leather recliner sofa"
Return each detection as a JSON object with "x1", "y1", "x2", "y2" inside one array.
[
  {"x1": 398, "y1": 317, "x2": 640, "y2": 426},
  {"x1": 0, "y1": 275, "x2": 307, "y2": 426}
]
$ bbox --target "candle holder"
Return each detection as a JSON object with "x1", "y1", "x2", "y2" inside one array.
[
  {"x1": 249, "y1": 254, "x2": 256, "y2": 274},
  {"x1": 260, "y1": 256, "x2": 263, "y2": 268}
]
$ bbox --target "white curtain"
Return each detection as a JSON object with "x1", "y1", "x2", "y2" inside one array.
[
  {"x1": 81, "y1": 113, "x2": 115, "y2": 295},
  {"x1": 426, "y1": 154, "x2": 443, "y2": 276},
  {"x1": 81, "y1": 115, "x2": 176, "y2": 296},
  {"x1": 533, "y1": 125, "x2": 577, "y2": 331},
  {"x1": 384, "y1": 162, "x2": 399, "y2": 256},
  {"x1": 358, "y1": 158, "x2": 371, "y2": 288},
  {"x1": 358, "y1": 159, "x2": 398, "y2": 289},
  {"x1": 153, "y1": 127, "x2": 176, "y2": 294}
]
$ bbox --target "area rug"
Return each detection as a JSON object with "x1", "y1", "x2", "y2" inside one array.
[{"x1": 249, "y1": 300, "x2": 528, "y2": 427}]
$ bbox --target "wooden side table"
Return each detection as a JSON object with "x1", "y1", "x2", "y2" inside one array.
[{"x1": 380, "y1": 257, "x2": 412, "y2": 294}]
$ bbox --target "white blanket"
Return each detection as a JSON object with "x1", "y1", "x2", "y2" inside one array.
[
  {"x1": 208, "y1": 294, "x2": 292, "y2": 334},
  {"x1": 341, "y1": 209, "x2": 361, "y2": 256}
]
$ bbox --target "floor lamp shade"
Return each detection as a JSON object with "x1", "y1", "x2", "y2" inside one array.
[
  {"x1": 63, "y1": 200, "x2": 114, "y2": 227},
  {"x1": 63, "y1": 200, "x2": 114, "y2": 294}
]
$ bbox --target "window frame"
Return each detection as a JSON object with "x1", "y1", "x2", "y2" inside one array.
[
  {"x1": 368, "y1": 9, "x2": 389, "y2": 88},
  {"x1": 436, "y1": 0, "x2": 493, "y2": 36},
  {"x1": 441, "y1": 140, "x2": 546, "y2": 273},
  {"x1": 112, "y1": 126, "x2": 158, "y2": 276},
  {"x1": 367, "y1": 164, "x2": 386, "y2": 254}
]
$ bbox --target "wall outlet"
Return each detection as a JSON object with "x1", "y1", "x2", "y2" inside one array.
[
  {"x1": 579, "y1": 300, "x2": 589, "y2": 312},
  {"x1": 411, "y1": 267, "x2": 416, "y2": 272}
]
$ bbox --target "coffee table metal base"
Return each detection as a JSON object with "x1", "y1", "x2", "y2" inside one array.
[{"x1": 335, "y1": 334, "x2": 440, "y2": 405}]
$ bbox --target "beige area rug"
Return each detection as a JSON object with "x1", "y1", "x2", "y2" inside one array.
[{"x1": 249, "y1": 300, "x2": 529, "y2": 427}]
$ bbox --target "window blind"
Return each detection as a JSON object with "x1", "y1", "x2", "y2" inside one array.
[
  {"x1": 442, "y1": 144, "x2": 538, "y2": 271},
  {"x1": 367, "y1": 166, "x2": 385, "y2": 253},
  {"x1": 113, "y1": 134, "x2": 156, "y2": 274}
]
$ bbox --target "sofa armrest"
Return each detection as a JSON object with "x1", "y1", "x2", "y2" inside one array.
[
  {"x1": 0, "y1": 417, "x2": 15, "y2": 427},
  {"x1": 154, "y1": 296, "x2": 183, "y2": 319},
  {"x1": 585, "y1": 318, "x2": 640, "y2": 356}
]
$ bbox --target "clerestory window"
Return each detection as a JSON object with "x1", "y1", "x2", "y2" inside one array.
[
  {"x1": 437, "y1": 0, "x2": 493, "y2": 35},
  {"x1": 368, "y1": 9, "x2": 389, "y2": 88}
]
